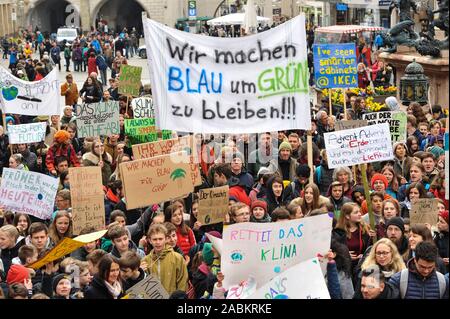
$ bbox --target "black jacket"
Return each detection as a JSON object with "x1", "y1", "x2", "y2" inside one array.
[
  {"x1": 122, "y1": 268, "x2": 146, "y2": 291},
  {"x1": 353, "y1": 281, "x2": 399, "y2": 299},
  {"x1": 191, "y1": 263, "x2": 217, "y2": 299},
  {"x1": 84, "y1": 276, "x2": 124, "y2": 299}
]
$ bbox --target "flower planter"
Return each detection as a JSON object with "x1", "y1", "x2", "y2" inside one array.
[{"x1": 372, "y1": 94, "x2": 396, "y2": 104}]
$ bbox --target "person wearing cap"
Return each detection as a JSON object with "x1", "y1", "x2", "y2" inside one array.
[
  {"x1": 46, "y1": 129, "x2": 80, "y2": 176},
  {"x1": 250, "y1": 200, "x2": 271, "y2": 223},
  {"x1": 267, "y1": 141, "x2": 298, "y2": 184},
  {"x1": 434, "y1": 211, "x2": 449, "y2": 271},
  {"x1": 230, "y1": 152, "x2": 253, "y2": 194},
  {"x1": 60, "y1": 74, "x2": 79, "y2": 107}
]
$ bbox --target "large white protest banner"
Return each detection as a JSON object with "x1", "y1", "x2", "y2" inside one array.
[
  {"x1": 143, "y1": 15, "x2": 311, "y2": 134},
  {"x1": 75, "y1": 101, "x2": 120, "y2": 138},
  {"x1": 247, "y1": 258, "x2": 330, "y2": 299},
  {"x1": 0, "y1": 168, "x2": 58, "y2": 220},
  {"x1": 221, "y1": 214, "x2": 332, "y2": 289},
  {"x1": 0, "y1": 67, "x2": 60, "y2": 116},
  {"x1": 7, "y1": 122, "x2": 46, "y2": 144},
  {"x1": 324, "y1": 123, "x2": 394, "y2": 169}
]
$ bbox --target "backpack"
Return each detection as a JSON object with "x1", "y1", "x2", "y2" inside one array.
[{"x1": 399, "y1": 269, "x2": 446, "y2": 299}]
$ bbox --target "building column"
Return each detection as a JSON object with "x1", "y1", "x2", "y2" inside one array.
[{"x1": 80, "y1": 0, "x2": 91, "y2": 32}]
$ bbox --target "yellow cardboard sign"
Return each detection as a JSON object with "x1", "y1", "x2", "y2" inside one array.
[{"x1": 29, "y1": 230, "x2": 107, "y2": 269}]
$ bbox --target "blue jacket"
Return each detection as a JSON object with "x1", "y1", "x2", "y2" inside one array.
[{"x1": 389, "y1": 259, "x2": 449, "y2": 299}]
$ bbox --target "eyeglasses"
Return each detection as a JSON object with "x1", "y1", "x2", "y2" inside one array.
[{"x1": 375, "y1": 251, "x2": 391, "y2": 257}]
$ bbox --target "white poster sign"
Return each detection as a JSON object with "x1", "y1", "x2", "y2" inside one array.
[
  {"x1": 247, "y1": 258, "x2": 330, "y2": 299},
  {"x1": 0, "y1": 168, "x2": 59, "y2": 220},
  {"x1": 221, "y1": 214, "x2": 332, "y2": 289},
  {"x1": 0, "y1": 67, "x2": 60, "y2": 116},
  {"x1": 7, "y1": 122, "x2": 47, "y2": 144},
  {"x1": 143, "y1": 15, "x2": 311, "y2": 133},
  {"x1": 131, "y1": 97, "x2": 155, "y2": 119},
  {"x1": 324, "y1": 123, "x2": 394, "y2": 169}
]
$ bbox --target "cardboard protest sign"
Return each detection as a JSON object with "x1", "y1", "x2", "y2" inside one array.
[
  {"x1": 131, "y1": 97, "x2": 154, "y2": 119},
  {"x1": 197, "y1": 186, "x2": 229, "y2": 225},
  {"x1": 125, "y1": 274, "x2": 169, "y2": 299},
  {"x1": 0, "y1": 67, "x2": 60, "y2": 116},
  {"x1": 7, "y1": 122, "x2": 46, "y2": 144},
  {"x1": 335, "y1": 120, "x2": 367, "y2": 131},
  {"x1": 75, "y1": 101, "x2": 120, "y2": 138},
  {"x1": 0, "y1": 168, "x2": 58, "y2": 220},
  {"x1": 324, "y1": 123, "x2": 394, "y2": 169},
  {"x1": 313, "y1": 43, "x2": 357, "y2": 89},
  {"x1": 132, "y1": 135, "x2": 202, "y2": 186},
  {"x1": 247, "y1": 258, "x2": 330, "y2": 299},
  {"x1": 143, "y1": 15, "x2": 311, "y2": 134},
  {"x1": 410, "y1": 198, "x2": 439, "y2": 226},
  {"x1": 29, "y1": 230, "x2": 107, "y2": 269},
  {"x1": 120, "y1": 152, "x2": 194, "y2": 210},
  {"x1": 118, "y1": 65, "x2": 142, "y2": 97},
  {"x1": 124, "y1": 118, "x2": 157, "y2": 145},
  {"x1": 362, "y1": 111, "x2": 407, "y2": 143},
  {"x1": 226, "y1": 277, "x2": 257, "y2": 300},
  {"x1": 221, "y1": 214, "x2": 332, "y2": 289},
  {"x1": 69, "y1": 167, "x2": 105, "y2": 235}
]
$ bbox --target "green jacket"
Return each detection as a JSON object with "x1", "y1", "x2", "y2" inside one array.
[{"x1": 143, "y1": 244, "x2": 188, "y2": 295}]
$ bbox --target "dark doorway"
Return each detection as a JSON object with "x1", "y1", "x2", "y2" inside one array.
[
  {"x1": 95, "y1": 0, "x2": 146, "y2": 35},
  {"x1": 29, "y1": 0, "x2": 80, "y2": 34}
]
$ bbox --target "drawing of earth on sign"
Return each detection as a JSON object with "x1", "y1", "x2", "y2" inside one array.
[
  {"x1": 2, "y1": 84, "x2": 18, "y2": 101},
  {"x1": 230, "y1": 250, "x2": 244, "y2": 264}
]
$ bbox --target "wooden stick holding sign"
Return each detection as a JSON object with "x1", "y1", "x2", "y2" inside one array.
[
  {"x1": 360, "y1": 163, "x2": 377, "y2": 242},
  {"x1": 307, "y1": 132, "x2": 314, "y2": 185},
  {"x1": 343, "y1": 89, "x2": 348, "y2": 120},
  {"x1": 328, "y1": 89, "x2": 333, "y2": 116}
]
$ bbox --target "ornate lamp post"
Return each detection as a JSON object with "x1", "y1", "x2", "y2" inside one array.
[{"x1": 400, "y1": 59, "x2": 429, "y2": 106}]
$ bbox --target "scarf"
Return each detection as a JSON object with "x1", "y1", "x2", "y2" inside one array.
[{"x1": 104, "y1": 280, "x2": 122, "y2": 299}]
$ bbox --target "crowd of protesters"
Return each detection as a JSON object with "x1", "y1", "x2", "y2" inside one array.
[{"x1": 0, "y1": 24, "x2": 448, "y2": 300}]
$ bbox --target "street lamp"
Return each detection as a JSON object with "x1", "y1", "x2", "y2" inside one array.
[{"x1": 400, "y1": 59, "x2": 429, "y2": 106}]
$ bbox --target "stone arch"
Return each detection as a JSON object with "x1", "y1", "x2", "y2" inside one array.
[
  {"x1": 91, "y1": 0, "x2": 149, "y2": 34},
  {"x1": 27, "y1": 0, "x2": 81, "y2": 34}
]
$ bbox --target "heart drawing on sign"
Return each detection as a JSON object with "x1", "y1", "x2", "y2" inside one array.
[{"x1": 1, "y1": 85, "x2": 19, "y2": 101}]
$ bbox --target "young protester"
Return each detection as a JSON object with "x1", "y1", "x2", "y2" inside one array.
[
  {"x1": 142, "y1": 224, "x2": 188, "y2": 295},
  {"x1": 84, "y1": 255, "x2": 124, "y2": 299},
  {"x1": 13, "y1": 213, "x2": 31, "y2": 237},
  {"x1": 46, "y1": 130, "x2": 80, "y2": 176},
  {"x1": 118, "y1": 251, "x2": 147, "y2": 291},
  {"x1": 82, "y1": 139, "x2": 113, "y2": 186},
  {"x1": 48, "y1": 211, "x2": 73, "y2": 245},
  {"x1": 354, "y1": 265, "x2": 399, "y2": 299},
  {"x1": 291, "y1": 183, "x2": 329, "y2": 217},
  {"x1": 164, "y1": 204, "x2": 196, "y2": 256},
  {"x1": 250, "y1": 200, "x2": 271, "y2": 223}
]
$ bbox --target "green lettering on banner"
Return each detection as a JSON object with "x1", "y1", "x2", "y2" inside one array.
[
  {"x1": 124, "y1": 119, "x2": 158, "y2": 145},
  {"x1": 119, "y1": 65, "x2": 143, "y2": 97}
]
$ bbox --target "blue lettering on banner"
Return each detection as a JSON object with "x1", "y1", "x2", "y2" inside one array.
[{"x1": 168, "y1": 66, "x2": 223, "y2": 93}]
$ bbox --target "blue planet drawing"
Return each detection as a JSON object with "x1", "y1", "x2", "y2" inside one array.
[{"x1": 2, "y1": 86, "x2": 19, "y2": 101}]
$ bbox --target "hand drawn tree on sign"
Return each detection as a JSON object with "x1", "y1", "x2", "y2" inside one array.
[{"x1": 170, "y1": 168, "x2": 187, "y2": 187}]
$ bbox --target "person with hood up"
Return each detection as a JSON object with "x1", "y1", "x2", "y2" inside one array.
[
  {"x1": 351, "y1": 185, "x2": 366, "y2": 207},
  {"x1": 46, "y1": 130, "x2": 80, "y2": 176},
  {"x1": 267, "y1": 141, "x2": 298, "y2": 184},
  {"x1": 191, "y1": 243, "x2": 219, "y2": 298},
  {"x1": 143, "y1": 224, "x2": 188, "y2": 295},
  {"x1": 250, "y1": 200, "x2": 271, "y2": 223},
  {"x1": 327, "y1": 181, "x2": 352, "y2": 219}
]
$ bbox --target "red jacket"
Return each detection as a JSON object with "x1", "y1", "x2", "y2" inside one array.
[
  {"x1": 229, "y1": 185, "x2": 251, "y2": 206},
  {"x1": 176, "y1": 226, "x2": 196, "y2": 256},
  {"x1": 88, "y1": 57, "x2": 98, "y2": 75},
  {"x1": 46, "y1": 143, "x2": 80, "y2": 173}
]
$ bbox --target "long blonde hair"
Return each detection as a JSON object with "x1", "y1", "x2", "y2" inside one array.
[{"x1": 361, "y1": 238, "x2": 406, "y2": 273}]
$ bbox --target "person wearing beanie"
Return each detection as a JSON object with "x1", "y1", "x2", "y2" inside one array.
[
  {"x1": 385, "y1": 217, "x2": 409, "y2": 256},
  {"x1": 428, "y1": 145, "x2": 445, "y2": 162},
  {"x1": 283, "y1": 164, "x2": 311, "y2": 203},
  {"x1": 230, "y1": 152, "x2": 254, "y2": 194},
  {"x1": 192, "y1": 243, "x2": 218, "y2": 298},
  {"x1": 250, "y1": 200, "x2": 271, "y2": 223},
  {"x1": 435, "y1": 211, "x2": 449, "y2": 270},
  {"x1": 40, "y1": 271, "x2": 73, "y2": 299},
  {"x1": 267, "y1": 141, "x2": 298, "y2": 183},
  {"x1": 6, "y1": 264, "x2": 30, "y2": 286},
  {"x1": 360, "y1": 174, "x2": 392, "y2": 215},
  {"x1": 4, "y1": 116, "x2": 15, "y2": 126},
  {"x1": 46, "y1": 129, "x2": 80, "y2": 176}
]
